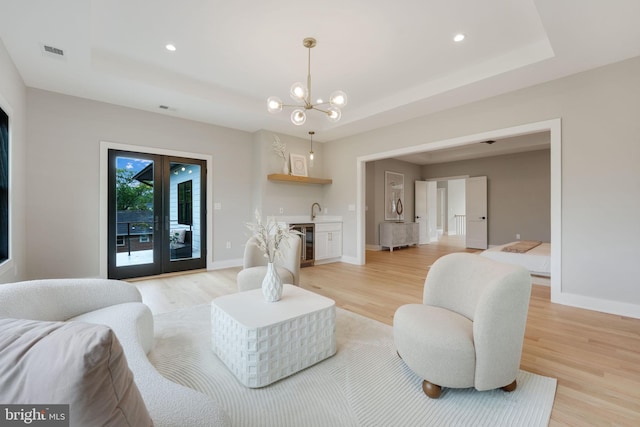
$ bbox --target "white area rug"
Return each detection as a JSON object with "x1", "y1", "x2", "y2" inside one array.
[{"x1": 149, "y1": 304, "x2": 556, "y2": 427}]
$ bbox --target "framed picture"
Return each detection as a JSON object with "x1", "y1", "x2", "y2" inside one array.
[
  {"x1": 290, "y1": 153, "x2": 308, "y2": 177},
  {"x1": 385, "y1": 171, "x2": 404, "y2": 221}
]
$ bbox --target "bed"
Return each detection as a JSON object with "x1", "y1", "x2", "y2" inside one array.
[{"x1": 480, "y1": 241, "x2": 551, "y2": 277}]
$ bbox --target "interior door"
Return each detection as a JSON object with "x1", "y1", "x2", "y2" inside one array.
[
  {"x1": 465, "y1": 176, "x2": 488, "y2": 249},
  {"x1": 426, "y1": 181, "x2": 438, "y2": 242},
  {"x1": 415, "y1": 180, "x2": 438, "y2": 244},
  {"x1": 108, "y1": 150, "x2": 206, "y2": 279},
  {"x1": 415, "y1": 181, "x2": 429, "y2": 244}
]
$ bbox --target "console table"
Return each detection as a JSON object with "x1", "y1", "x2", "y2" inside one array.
[
  {"x1": 379, "y1": 221, "x2": 419, "y2": 252},
  {"x1": 211, "y1": 285, "x2": 336, "y2": 388}
]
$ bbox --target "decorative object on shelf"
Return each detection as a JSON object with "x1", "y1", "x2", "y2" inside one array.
[
  {"x1": 245, "y1": 210, "x2": 301, "y2": 302},
  {"x1": 385, "y1": 171, "x2": 405, "y2": 221},
  {"x1": 308, "y1": 131, "x2": 315, "y2": 168},
  {"x1": 272, "y1": 135, "x2": 289, "y2": 175},
  {"x1": 267, "y1": 37, "x2": 347, "y2": 126},
  {"x1": 290, "y1": 153, "x2": 308, "y2": 177}
]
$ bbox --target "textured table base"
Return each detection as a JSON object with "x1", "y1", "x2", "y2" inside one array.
[{"x1": 211, "y1": 286, "x2": 336, "y2": 388}]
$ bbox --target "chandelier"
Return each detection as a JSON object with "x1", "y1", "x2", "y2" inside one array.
[{"x1": 267, "y1": 37, "x2": 347, "y2": 126}]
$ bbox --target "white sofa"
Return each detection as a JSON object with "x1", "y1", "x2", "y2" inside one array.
[{"x1": 0, "y1": 278, "x2": 230, "y2": 427}]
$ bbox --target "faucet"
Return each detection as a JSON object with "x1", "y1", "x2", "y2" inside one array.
[{"x1": 311, "y1": 202, "x2": 321, "y2": 221}]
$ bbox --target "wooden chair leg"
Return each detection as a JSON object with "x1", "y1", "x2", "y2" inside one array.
[
  {"x1": 422, "y1": 380, "x2": 442, "y2": 399},
  {"x1": 501, "y1": 379, "x2": 517, "y2": 392}
]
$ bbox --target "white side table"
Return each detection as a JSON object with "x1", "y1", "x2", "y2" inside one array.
[{"x1": 211, "y1": 285, "x2": 336, "y2": 388}]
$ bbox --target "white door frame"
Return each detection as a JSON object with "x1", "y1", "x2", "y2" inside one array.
[{"x1": 356, "y1": 118, "x2": 561, "y2": 302}]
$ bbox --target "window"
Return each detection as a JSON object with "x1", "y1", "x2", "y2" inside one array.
[
  {"x1": 177, "y1": 180, "x2": 192, "y2": 225},
  {"x1": 0, "y1": 107, "x2": 8, "y2": 264},
  {"x1": 139, "y1": 235, "x2": 150, "y2": 243},
  {"x1": 116, "y1": 236, "x2": 125, "y2": 247}
]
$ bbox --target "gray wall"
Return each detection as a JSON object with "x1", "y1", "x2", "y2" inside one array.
[
  {"x1": 252, "y1": 130, "x2": 330, "y2": 219},
  {"x1": 421, "y1": 149, "x2": 551, "y2": 246},
  {"x1": 323, "y1": 55, "x2": 640, "y2": 311},
  {"x1": 25, "y1": 88, "x2": 254, "y2": 279},
  {"x1": 365, "y1": 158, "x2": 422, "y2": 246}
]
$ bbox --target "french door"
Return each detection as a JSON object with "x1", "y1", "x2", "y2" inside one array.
[{"x1": 108, "y1": 150, "x2": 206, "y2": 279}]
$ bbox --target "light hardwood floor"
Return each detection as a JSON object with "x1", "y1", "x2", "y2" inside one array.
[{"x1": 132, "y1": 236, "x2": 640, "y2": 426}]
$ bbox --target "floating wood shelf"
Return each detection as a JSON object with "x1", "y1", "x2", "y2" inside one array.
[{"x1": 267, "y1": 174, "x2": 332, "y2": 185}]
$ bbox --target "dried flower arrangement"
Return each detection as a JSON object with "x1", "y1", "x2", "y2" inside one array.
[{"x1": 245, "y1": 209, "x2": 300, "y2": 263}]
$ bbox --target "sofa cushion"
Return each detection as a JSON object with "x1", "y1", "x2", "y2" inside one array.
[{"x1": 0, "y1": 318, "x2": 152, "y2": 427}]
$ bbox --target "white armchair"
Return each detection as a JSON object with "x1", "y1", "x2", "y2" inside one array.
[
  {"x1": 236, "y1": 235, "x2": 301, "y2": 291},
  {"x1": 393, "y1": 253, "x2": 532, "y2": 398}
]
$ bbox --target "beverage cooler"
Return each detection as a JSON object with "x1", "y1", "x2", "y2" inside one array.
[{"x1": 291, "y1": 223, "x2": 314, "y2": 267}]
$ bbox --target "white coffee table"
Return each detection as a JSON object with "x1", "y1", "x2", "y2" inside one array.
[{"x1": 211, "y1": 284, "x2": 336, "y2": 388}]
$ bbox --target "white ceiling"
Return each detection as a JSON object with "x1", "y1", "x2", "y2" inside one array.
[{"x1": 1, "y1": 0, "x2": 639, "y2": 143}]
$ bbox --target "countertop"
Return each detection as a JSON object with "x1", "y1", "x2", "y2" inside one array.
[{"x1": 271, "y1": 215, "x2": 343, "y2": 224}]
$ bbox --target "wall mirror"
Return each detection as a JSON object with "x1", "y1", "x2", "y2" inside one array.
[{"x1": 385, "y1": 171, "x2": 404, "y2": 221}]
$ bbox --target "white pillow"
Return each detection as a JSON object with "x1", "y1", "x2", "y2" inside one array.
[{"x1": 0, "y1": 318, "x2": 152, "y2": 427}]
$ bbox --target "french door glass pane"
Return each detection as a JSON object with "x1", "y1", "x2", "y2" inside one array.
[
  {"x1": 115, "y1": 156, "x2": 155, "y2": 267},
  {"x1": 169, "y1": 162, "x2": 201, "y2": 262}
]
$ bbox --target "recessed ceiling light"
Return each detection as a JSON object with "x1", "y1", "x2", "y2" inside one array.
[
  {"x1": 453, "y1": 34, "x2": 465, "y2": 42},
  {"x1": 165, "y1": 44, "x2": 176, "y2": 52}
]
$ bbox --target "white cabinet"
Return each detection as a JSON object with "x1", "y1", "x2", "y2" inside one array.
[
  {"x1": 315, "y1": 222, "x2": 342, "y2": 262},
  {"x1": 379, "y1": 222, "x2": 419, "y2": 252}
]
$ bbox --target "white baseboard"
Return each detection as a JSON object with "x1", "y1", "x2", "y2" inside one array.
[
  {"x1": 314, "y1": 258, "x2": 341, "y2": 265},
  {"x1": 340, "y1": 255, "x2": 361, "y2": 265},
  {"x1": 552, "y1": 291, "x2": 640, "y2": 320},
  {"x1": 366, "y1": 244, "x2": 382, "y2": 251},
  {"x1": 531, "y1": 275, "x2": 550, "y2": 287},
  {"x1": 209, "y1": 258, "x2": 242, "y2": 270}
]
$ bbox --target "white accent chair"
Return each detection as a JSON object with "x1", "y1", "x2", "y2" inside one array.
[
  {"x1": 393, "y1": 253, "x2": 532, "y2": 398},
  {"x1": 236, "y1": 235, "x2": 302, "y2": 291}
]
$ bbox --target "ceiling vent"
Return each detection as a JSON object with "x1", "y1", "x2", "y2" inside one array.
[
  {"x1": 44, "y1": 45, "x2": 64, "y2": 56},
  {"x1": 41, "y1": 43, "x2": 66, "y2": 60}
]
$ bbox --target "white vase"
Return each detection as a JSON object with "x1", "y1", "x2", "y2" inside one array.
[
  {"x1": 262, "y1": 262, "x2": 283, "y2": 302},
  {"x1": 282, "y1": 160, "x2": 290, "y2": 175}
]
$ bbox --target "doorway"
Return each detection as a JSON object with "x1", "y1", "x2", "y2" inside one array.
[
  {"x1": 107, "y1": 149, "x2": 206, "y2": 279},
  {"x1": 356, "y1": 119, "x2": 561, "y2": 300}
]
